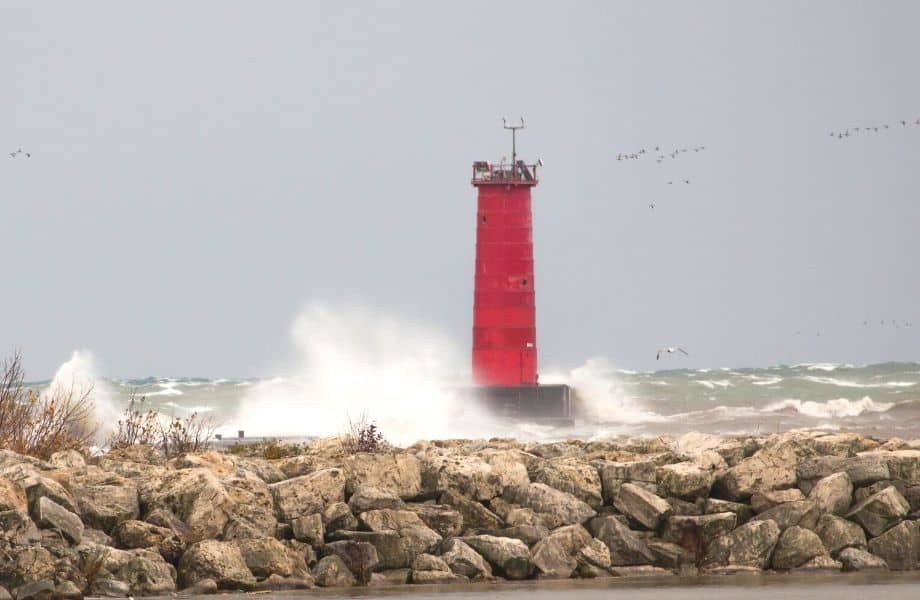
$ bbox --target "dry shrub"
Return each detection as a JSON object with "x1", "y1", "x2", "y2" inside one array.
[
  {"x1": 227, "y1": 439, "x2": 306, "y2": 459},
  {"x1": 109, "y1": 395, "x2": 216, "y2": 458},
  {"x1": 0, "y1": 352, "x2": 96, "y2": 459},
  {"x1": 342, "y1": 412, "x2": 386, "y2": 454}
]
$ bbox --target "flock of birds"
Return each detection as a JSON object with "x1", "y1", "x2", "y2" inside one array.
[
  {"x1": 8, "y1": 147, "x2": 31, "y2": 158},
  {"x1": 864, "y1": 319, "x2": 914, "y2": 328},
  {"x1": 829, "y1": 118, "x2": 920, "y2": 139},
  {"x1": 617, "y1": 145, "x2": 707, "y2": 162}
]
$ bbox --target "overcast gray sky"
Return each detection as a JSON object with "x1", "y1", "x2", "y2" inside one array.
[{"x1": 3, "y1": 1, "x2": 919, "y2": 379}]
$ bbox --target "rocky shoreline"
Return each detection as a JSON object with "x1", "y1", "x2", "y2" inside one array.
[{"x1": 2, "y1": 430, "x2": 920, "y2": 598}]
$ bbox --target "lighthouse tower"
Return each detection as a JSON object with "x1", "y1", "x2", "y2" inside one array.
[{"x1": 469, "y1": 119, "x2": 571, "y2": 420}]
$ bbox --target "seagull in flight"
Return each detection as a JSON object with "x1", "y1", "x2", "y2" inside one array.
[{"x1": 657, "y1": 347, "x2": 689, "y2": 360}]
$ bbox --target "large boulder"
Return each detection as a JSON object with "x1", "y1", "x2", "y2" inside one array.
[
  {"x1": 576, "y1": 538, "x2": 612, "y2": 575},
  {"x1": 845, "y1": 486, "x2": 910, "y2": 537},
  {"x1": 269, "y1": 468, "x2": 345, "y2": 522},
  {"x1": 410, "y1": 554, "x2": 462, "y2": 584},
  {"x1": 79, "y1": 544, "x2": 177, "y2": 595},
  {"x1": 1, "y1": 546, "x2": 55, "y2": 588},
  {"x1": 359, "y1": 508, "x2": 427, "y2": 533},
  {"x1": 342, "y1": 453, "x2": 422, "y2": 499},
  {"x1": 838, "y1": 547, "x2": 888, "y2": 571},
  {"x1": 808, "y1": 472, "x2": 853, "y2": 516},
  {"x1": 73, "y1": 483, "x2": 139, "y2": 533},
  {"x1": 348, "y1": 485, "x2": 405, "y2": 514},
  {"x1": 177, "y1": 540, "x2": 256, "y2": 590},
  {"x1": 704, "y1": 498, "x2": 754, "y2": 524},
  {"x1": 144, "y1": 468, "x2": 230, "y2": 542},
  {"x1": 111, "y1": 519, "x2": 185, "y2": 563},
  {"x1": 815, "y1": 514, "x2": 866, "y2": 556},
  {"x1": 703, "y1": 519, "x2": 781, "y2": 570},
  {"x1": 884, "y1": 450, "x2": 920, "y2": 483},
  {"x1": 716, "y1": 437, "x2": 806, "y2": 500},
  {"x1": 796, "y1": 455, "x2": 889, "y2": 490},
  {"x1": 531, "y1": 537, "x2": 577, "y2": 578},
  {"x1": 438, "y1": 489, "x2": 503, "y2": 533},
  {"x1": 502, "y1": 483, "x2": 595, "y2": 529},
  {"x1": 771, "y1": 526, "x2": 827, "y2": 570},
  {"x1": 866, "y1": 520, "x2": 920, "y2": 570},
  {"x1": 657, "y1": 463, "x2": 714, "y2": 501},
  {"x1": 405, "y1": 503, "x2": 463, "y2": 537},
  {"x1": 238, "y1": 538, "x2": 310, "y2": 580},
  {"x1": 0, "y1": 477, "x2": 27, "y2": 513},
  {"x1": 322, "y1": 502, "x2": 358, "y2": 533},
  {"x1": 530, "y1": 458, "x2": 603, "y2": 509},
  {"x1": 661, "y1": 513, "x2": 737, "y2": 549},
  {"x1": 751, "y1": 500, "x2": 818, "y2": 532},
  {"x1": 291, "y1": 513, "x2": 324, "y2": 546},
  {"x1": 750, "y1": 488, "x2": 805, "y2": 514},
  {"x1": 440, "y1": 538, "x2": 492, "y2": 579},
  {"x1": 313, "y1": 555, "x2": 356, "y2": 587},
  {"x1": 34, "y1": 496, "x2": 83, "y2": 544},
  {"x1": 462, "y1": 535, "x2": 534, "y2": 580},
  {"x1": 614, "y1": 483, "x2": 671, "y2": 531},
  {"x1": 587, "y1": 516, "x2": 656, "y2": 566},
  {"x1": 18, "y1": 475, "x2": 79, "y2": 515},
  {"x1": 419, "y1": 451, "x2": 509, "y2": 501},
  {"x1": 596, "y1": 460, "x2": 658, "y2": 504},
  {"x1": 322, "y1": 540, "x2": 379, "y2": 584},
  {"x1": 220, "y1": 469, "x2": 277, "y2": 540}
]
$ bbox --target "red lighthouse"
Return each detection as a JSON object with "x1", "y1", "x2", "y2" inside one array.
[{"x1": 469, "y1": 119, "x2": 571, "y2": 420}]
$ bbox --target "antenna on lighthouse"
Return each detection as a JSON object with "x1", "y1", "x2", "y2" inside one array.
[{"x1": 503, "y1": 116, "x2": 525, "y2": 177}]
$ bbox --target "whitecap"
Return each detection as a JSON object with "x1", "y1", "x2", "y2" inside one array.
[
  {"x1": 761, "y1": 396, "x2": 894, "y2": 418},
  {"x1": 801, "y1": 376, "x2": 916, "y2": 389},
  {"x1": 695, "y1": 380, "x2": 733, "y2": 389}
]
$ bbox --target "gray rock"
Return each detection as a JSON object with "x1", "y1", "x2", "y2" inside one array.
[
  {"x1": 502, "y1": 483, "x2": 596, "y2": 529},
  {"x1": 269, "y1": 468, "x2": 346, "y2": 522},
  {"x1": 74, "y1": 484, "x2": 139, "y2": 533},
  {"x1": 866, "y1": 520, "x2": 920, "y2": 570},
  {"x1": 845, "y1": 486, "x2": 910, "y2": 537},
  {"x1": 238, "y1": 537, "x2": 310, "y2": 579},
  {"x1": 34, "y1": 496, "x2": 83, "y2": 544},
  {"x1": 493, "y1": 524, "x2": 549, "y2": 546},
  {"x1": 369, "y1": 569, "x2": 411, "y2": 586},
  {"x1": 793, "y1": 555, "x2": 842, "y2": 572},
  {"x1": 252, "y1": 574, "x2": 315, "y2": 590},
  {"x1": 838, "y1": 547, "x2": 888, "y2": 571},
  {"x1": 853, "y1": 480, "x2": 905, "y2": 505},
  {"x1": 596, "y1": 460, "x2": 658, "y2": 504},
  {"x1": 88, "y1": 579, "x2": 130, "y2": 598},
  {"x1": 703, "y1": 498, "x2": 754, "y2": 524},
  {"x1": 646, "y1": 538, "x2": 688, "y2": 570},
  {"x1": 411, "y1": 569, "x2": 464, "y2": 584},
  {"x1": 771, "y1": 525, "x2": 827, "y2": 569},
  {"x1": 576, "y1": 538, "x2": 612, "y2": 570},
  {"x1": 111, "y1": 519, "x2": 185, "y2": 563},
  {"x1": 815, "y1": 514, "x2": 866, "y2": 556},
  {"x1": 661, "y1": 513, "x2": 736, "y2": 550},
  {"x1": 608, "y1": 565, "x2": 675, "y2": 577},
  {"x1": 13, "y1": 580, "x2": 54, "y2": 600},
  {"x1": 358, "y1": 508, "x2": 427, "y2": 533},
  {"x1": 462, "y1": 535, "x2": 534, "y2": 580},
  {"x1": 419, "y1": 451, "x2": 511, "y2": 501},
  {"x1": 322, "y1": 502, "x2": 358, "y2": 533},
  {"x1": 405, "y1": 503, "x2": 463, "y2": 537},
  {"x1": 440, "y1": 538, "x2": 492, "y2": 579},
  {"x1": 703, "y1": 519, "x2": 781, "y2": 569},
  {"x1": 808, "y1": 472, "x2": 853, "y2": 516},
  {"x1": 656, "y1": 463, "x2": 714, "y2": 501},
  {"x1": 0, "y1": 477, "x2": 27, "y2": 513},
  {"x1": 613, "y1": 483, "x2": 671, "y2": 530},
  {"x1": 716, "y1": 447, "x2": 798, "y2": 500},
  {"x1": 20, "y1": 476, "x2": 79, "y2": 515},
  {"x1": 796, "y1": 455, "x2": 889, "y2": 487},
  {"x1": 328, "y1": 530, "x2": 408, "y2": 569},
  {"x1": 2, "y1": 546, "x2": 54, "y2": 588},
  {"x1": 179, "y1": 577, "x2": 218, "y2": 595},
  {"x1": 587, "y1": 516, "x2": 656, "y2": 566},
  {"x1": 144, "y1": 468, "x2": 229, "y2": 543},
  {"x1": 347, "y1": 484, "x2": 405, "y2": 514},
  {"x1": 411, "y1": 553, "x2": 450, "y2": 572},
  {"x1": 531, "y1": 537, "x2": 577, "y2": 578},
  {"x1": 322, "y1": 540, "x2": 379, "y2": 584},
  {"x1": 291, "y1": 513, "x2": 324, "y2": 545},
  {"x1": 530, "y1": 458, "x2": 603, "y2": 508},
  {"x1": 342, "y1": 452, "x2": 422, "y2": 500},
  {"x1": 750, "y1": 488, "x2": 805, "y2": 513},
  {"x1": 439, "y1": 489, "x2": 503, "y2": 532},
  {"x1": 884, "y1": 450, "x2": 920, "y2": 483},
  {"x1": 751, "y1": 500, "x2": 817, "y2": 532},
  {"x1": 53, "y1": 581, "x2": 82, "y2": 600},
  {"x1": 313, "y1": 555, "x2": 357, "y2": 587},
  {"x1": 88, "y1": 545, "x2": 177, "y2": 595},
  {"x1": 177, "y1": 539, "x2": 256, "y2": 590}
]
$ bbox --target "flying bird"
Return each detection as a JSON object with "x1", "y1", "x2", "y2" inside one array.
[{"x1": 657, "y1": 347, "x2": 688, "y2": 360}]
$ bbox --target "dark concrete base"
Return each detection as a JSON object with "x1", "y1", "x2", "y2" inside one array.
[{"x1": 466, "y1": 384, "x2": 574, "y2": 425}]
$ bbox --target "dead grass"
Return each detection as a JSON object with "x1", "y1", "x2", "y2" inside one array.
[
  {"x1": 341, "y1": 412, "x2": 386, "y2": 454},
  {"x1": 109, "y1": 394, "x2": 216, "y2": 457}
]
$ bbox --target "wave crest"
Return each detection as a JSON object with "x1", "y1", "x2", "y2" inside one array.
[{"x1": 761, "y1": 396, "x2": 894, "y2": 418}]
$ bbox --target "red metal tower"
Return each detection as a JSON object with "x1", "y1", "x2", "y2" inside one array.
[{"x1": 471, "y1": 118, "x2": 541, "y2": 386}]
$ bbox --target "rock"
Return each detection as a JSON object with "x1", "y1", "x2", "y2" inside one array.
[
  {"x1": 884, "y1": 450, "x2": 920, "y2": 483},
  {"x1": 87, "y1": 579, "x2": 130, "y2": 598},
  {"x1": 411, "y1": 569, "x2": 464, "y2": 584},
  {"x1": 866, "y1": 520, "x2": 920, "y2": 570},
  {"x1": 411, "y1": 553, "x2": 449, "y2": 572},
  {"x1": 252, "y1": 574, "x2": 315, "y2": 590},
  {"x1": 269, "y1": 468, "x2": 345, "y2": 522},
  {"x1": 493, "y1": 524, "x2": 549, "y2": 546},
  {"x1": 853, "y1": 480, "x2": 905, "y2": 505},
  {"x1": 703, "y1": 519, "x2": 781, "y2": 569},
  {"x1": 597, "y1": 460, "x2": 658, "y2": 504},
  {"x1": 84, "y1": 545, "x2": 178, "y2": 595},
  {"x1": 794, "y1": 555, "x2": 842, "y2": 572},
  {"x1": 751, "y1": 500, "x2": 817, "y2": 532},
  {"x1": 0, "y1": 587, "x2": 9, "y2": 600},
  {"x1": 587, "y1": 516, "x2": 656, "y2": 566},
  {"x1": 815, "y1": 514, "x2": 866, "y2": 556},
  {"x1": 369, "y1": 569, "x2": 411, "y2": 586},
  {"x1": 220, "y1": 469, "x2": 277, "y2": 540},
  {"x1": 546, "y1": 524, "x2": 593, "y2": 555},
  {"x1": 797, "y1": 455, "x2": 889, "y2": 487},
  {"x1": 771, "y1": 526, "x2": 827, "y2": 569},
  {"x1": 462, "y1": 535, "x2": 534, "y2": 580},
  {"x1": 503, "y1": 483, "x2": 596, "y2": 530},
  {"x1": 750, "y1": 488, "x2": 805, "y2": 513},
  {"x1": 609, "y1": 565, "x2": 674, "y2": 577},
  {"x1": 177, "y1": 539, "x2": 256, "y2": 590},
  {"x1": 439, "y1": 489, "x2": 503, "y2": 532},
  {"x1": 646, "y1": 539, "x2": 688, "y2": 570},
  {"x1": 808, "y1": 472, "x2": 853, "y2": 516},
  {"x1": 532, "y1": 537, "x2": 577, "y2": 578},
  {"x1": 656, "y1": 463, "x2": 714, "y2": 501},
  {"x1": 419, "y1": 452, "x2": 507, "y2": 501},
  {"x1": 145, "y1": 468, "x2": 230, "y2": 542},
  {"x1": 329, "y1": 530, "x2": 408, "y2": 569},
  {"x1": 0, "y1": 477, "x2": 27, "y2": 513},
  {"x1": 530, "y1": 458, "x2": 603, "y2": 508},
  {"x1": 2, "y1": 546, "x2": 55, "y2": 588},
  {"x1": 405, "y1": 503, "x2": 463, "y2": 537},
  {"x1": 667, "y1": 497, "x2": 702, "y2": 516},
  {"x1": 716, "y1": 443, "x2": 800, "y2": 501},
  {"x1": 0, "y1": 510, "x2": 41, "y2": 546},
  {"x1": 313, "y1": 555, "x2": 357, "y2": 587},
  {"x1": 359, "y1": 508, "x2": 427, "y2": 533},
  {"x1": 613, "y1": 483, "x2": 671, "y2": 530},
  {"x1": 703, "y1": 498, "x2": 754, "y2": 524},
  {"x1": 34, "y1": 496, "x2": 83, "y2": 544},
  {"x1": 845, "y1": 486, "x2": 910, "y2": 536},
  {"x1": 322, "y1": 540, "x2": 379, "y2": 584},
  {"x1": 53, "y1": 581, "x2": 82, "y2": 600},
  {"x1": 504, "y1": 506, "x2": 547, "y2": 527},
  {"x1": 179, "y1": 577, "x2": 218, "y2": 595},
  {"x1": 20, "y1": 476, "x2": 79, "y2": 515},
  {"x1": 238, "y1": 537, "x2": 310, "y2": 579},
  {"x1": 838, "y1": 547, "x2": 888, "y2": 571},
  {"x1": 440, "y1": 538, "x2": 492, "y2": 579},
  {"x1": 661, "y1": 513, "x2": 737, "y2": 550},
  {"x1": 73, "y1": 484, "x2": 139, "y2": 533},
  {"x1": 111, "y1": 519, "x2": 185, "y2": 563},
  {"x1": 342, "y1": 453, "x2": 422, "y2": 499},
  {"x1": 348, "y1": 484, "x2": 405, "y2": 514},
  {"x1": 322, "y1": 502, "x2": 358, "y2": 533},
  {"x1": 12, "y1": 580, "x2": 54, "y2": 600},
  {"x1": 291, "y1": 513, "x2": 324, "y2": 545},
  {"x1": 576, "y1": 538, "x2": 612, "y2": 570},
  {"x1": 82, "y1": 528, "x2": 112, "y2": 546},
  {"x1": 145, "y1": 507, "x2": 189, "y2": 537},
  {"x1": 398, "y1": 525, "x2": 444, "y2": 563}
]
